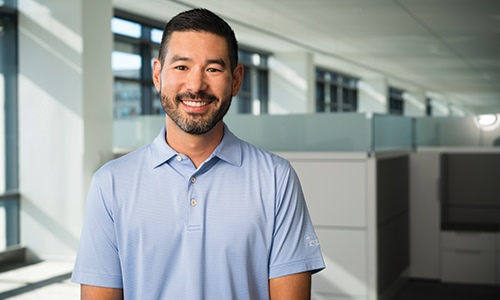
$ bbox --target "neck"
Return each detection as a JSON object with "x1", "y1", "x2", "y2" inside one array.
[{"x1": 165, "y1": 117, "x2": 224, "y2": 168}]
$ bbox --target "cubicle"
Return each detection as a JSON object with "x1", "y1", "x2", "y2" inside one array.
[{"x1": 410, "y1": 115, "x2": 500, "y2": 286}]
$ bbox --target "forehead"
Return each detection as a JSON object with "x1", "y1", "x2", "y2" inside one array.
[{"x1": 166, "y1": 31, "x2": 230, "y2": 59}]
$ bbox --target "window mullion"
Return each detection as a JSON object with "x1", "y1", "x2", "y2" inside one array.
[{"x1": 140, "y1": 26, "x2": 153, "y2": 115}]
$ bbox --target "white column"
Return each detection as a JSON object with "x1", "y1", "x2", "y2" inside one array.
[
  {"x1": 403, "y1": 89, "x2": 426, "y2": 117},
  {"x1": 268, "y1": 51, "x2": 315, "y2": 114},
  {"x1": 18, "y1": 0, "x2": 113, "y2": 260},
  {"x1": 430, "y1": 98, "x2": 451, "y2": 117},
  {"x1": 357, "y1": 76, "x2": 388, "y2": 115}
]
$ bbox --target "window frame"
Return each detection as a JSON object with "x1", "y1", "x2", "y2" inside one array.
[
  {"x1": 234, "y1": 48, "x2": 270, "y2": 115},
  {"x1": 315, "y1": 68, "x2": 358, "y2": 113},
  {"x1": 0, "y1": 2, "x2": 20, "y2": 248},
  {"x1": 388, "y1": 87, "x2": 405, "y2": 115},
  {"x1": 112, "y1": 10, "x2": 165, "y2": 119}
]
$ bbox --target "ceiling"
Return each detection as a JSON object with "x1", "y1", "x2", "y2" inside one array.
[{"x1": 114, "y1": 0, "x2": 500, "y2": 114}]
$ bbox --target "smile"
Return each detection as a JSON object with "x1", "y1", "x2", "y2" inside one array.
[{"x1": 183, "y1": 100, "x2": 210, "y2": 107}]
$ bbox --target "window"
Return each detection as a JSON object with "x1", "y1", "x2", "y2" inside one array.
[
  {"x1": 425, "y1": 98, "x2": 432, "y2": 116},
  {"x1": 316, "y1": 69, "x2": 358, "y2": 113},
  {"x1": 0, "y1": 5, "x2": 18, "y2": 192},
  {"x1": 112, "y1": 11, "x2": 164, "y2": 119},
  {"x1": 388, "y1": 87, "x2": 405, "y2": 115},
  {"x1": 234, "y1": 49, "x2": 269, "y2": 115},
  {"x1": 0, "y1": 1, "x2": 16, "y2": 9},
  {"x1": 0, "y1": 1, "x2": 20, "y2": 248}
]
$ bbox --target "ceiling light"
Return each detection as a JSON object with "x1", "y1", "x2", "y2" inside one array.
[{"x1": 476, "y1": 114, "x2": 499, "y2": 131}]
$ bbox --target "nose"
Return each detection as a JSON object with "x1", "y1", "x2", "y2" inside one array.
[{"x1": 185, "y1": 68, "x2": 208, "y2": 92}]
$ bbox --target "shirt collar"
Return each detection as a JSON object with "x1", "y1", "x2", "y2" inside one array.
[
  {"x1": 150, "y1": 125, "x2": 177, "y2": 168},
  {"x1": 150, "y1": 123, "x2": 242, "y2": 168},
  {"x1": 211, "y1": 123, "x2": 242, "y2": 167}
]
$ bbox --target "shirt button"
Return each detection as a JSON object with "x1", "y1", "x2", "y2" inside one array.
[
  {"x1": 190, "y1": 199, "x2": 197, "y2": 206},
  {"x1": 176, "y1": 155, "x2": 182, "y2": 161},
  {"x1": 190, "y1": 177, "x2": 196, "y2": 183}
]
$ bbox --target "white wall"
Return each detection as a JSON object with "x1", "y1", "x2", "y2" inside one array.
[
  {"x1": 268, "y1": 51, "x2": 315, "y2": 114},
  {"x1": 403, "y1": 90, "x2": 426, "y2": 117},
  {"x1": 18, "y1": 0, "x2": 113, "y2": 260},
  {"x1": 358, "y1": 76, "x2": 389, "y2": 115},
  {"x1": 428, "y1": 97, "x2": 451, "y2": 117}
]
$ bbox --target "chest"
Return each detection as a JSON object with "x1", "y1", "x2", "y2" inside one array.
[{"x1": 113, "y1": 165, "x2": 277, "y2": 252}]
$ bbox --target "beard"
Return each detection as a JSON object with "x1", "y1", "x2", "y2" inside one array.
[{"x1": 161, "y1": 90, "x2": 232, "y2": 135}]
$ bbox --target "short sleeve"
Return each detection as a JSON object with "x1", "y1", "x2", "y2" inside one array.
[
  {"x1": 268, "y1": 162, "x2": 325, "y2": 279},
  {"x1": 71, "y1": 172, "x2": 123, "y2": 288}
]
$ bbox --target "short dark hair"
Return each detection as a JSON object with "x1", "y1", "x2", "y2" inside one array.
[{"x1": 158, "y1": 8, "x2": 239, "y2": 71}]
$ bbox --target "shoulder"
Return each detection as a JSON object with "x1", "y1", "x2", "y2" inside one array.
[
  {"x1": 239, "y1": 138, "x2": 291, "y2": 168},
  {"x1": 236, "y1": 138, "x2": 297, "y2": 183},
  {"x1": 220, "y1": 125, "x2": 292, "y2": 173}
]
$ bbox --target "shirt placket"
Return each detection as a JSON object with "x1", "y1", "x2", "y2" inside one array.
[{"x1": 187, "y1": 174, "x2": 202, "y2": 232}]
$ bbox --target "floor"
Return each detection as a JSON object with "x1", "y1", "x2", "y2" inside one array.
[
  {"x1": 393, "y1": 279, "x2": 500, "y2": 300},
  {"x1": 0, "y1": 262, "x2": 499, "y2": 299},
  {"x1": 0, "y1": 261, "x2": 78, "y2": 299}
]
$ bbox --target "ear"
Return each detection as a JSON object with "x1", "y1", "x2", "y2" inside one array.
[
  {"x1": 152, "y1": 58, "x2": 162, "y2": 92},
  {"x1": 231, "y1": 64, "x2": 244, "y2": 96}
]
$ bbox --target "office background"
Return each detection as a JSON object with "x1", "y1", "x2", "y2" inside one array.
[{"x1": 0, "y1": 0, "x2": 499, "y2": 299}]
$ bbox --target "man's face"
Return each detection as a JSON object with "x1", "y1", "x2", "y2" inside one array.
[{"x1": 153, "y1": 31, "x2": 243, "y2": 135}]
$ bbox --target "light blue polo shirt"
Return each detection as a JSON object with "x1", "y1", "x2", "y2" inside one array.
[{"x1": 72, "y1": 124, "x2": 325, "y2": 299}]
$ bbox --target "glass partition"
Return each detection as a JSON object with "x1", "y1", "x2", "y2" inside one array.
[
  {"x1": 113, "y1": 115, "x2": 165, "y2": 151},
  {"x1": 113, "y1": 114, "x2": 500, "y2": 154},
  {"x1": 372, "y1": 114, "x2": 413, "y2": 151},
  {"x1": 224, "y1": 113, "x2": 372, "y2": 152},
  {"x1": 415, "y1": 116, "x2": 481, "y2": 147},
  {"x1": 114, "y1": 113, "x2": 373, "y2": 152}
]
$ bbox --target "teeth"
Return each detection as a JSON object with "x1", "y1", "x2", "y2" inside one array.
[{"x1": 184, "y1": 101, "x2": 208, "y2": 107}]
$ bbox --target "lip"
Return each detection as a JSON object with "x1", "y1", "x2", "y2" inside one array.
[
  {"x1": 181, "y1": 99, "x2": 213, "y2": 113},
  {"x1": 183, "y1": 100, "x2": 210, "y2": 107}
]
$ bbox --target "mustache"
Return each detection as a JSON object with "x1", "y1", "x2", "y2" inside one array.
[{"x1": 176, "y1": 91, "x2": 218, "y2": 102}]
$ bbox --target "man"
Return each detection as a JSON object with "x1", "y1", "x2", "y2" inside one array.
[{"x1": 72, "y1": 8, "x2": 325, "y2": 299}]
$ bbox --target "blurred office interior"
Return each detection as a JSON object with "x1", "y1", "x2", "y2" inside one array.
[{"x1": 0, "y1": 0, "x2": 500, "y2": 299}]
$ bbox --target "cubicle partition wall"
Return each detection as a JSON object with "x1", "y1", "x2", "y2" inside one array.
[
  {"x1": 410, "y1": 113, "x2": 500, "y2": 285},
  {"x1": 112, "y1": 113, "x2": 500, "y2": 151},
  {"x1": 279, "y1": 151, "x2": 375, "y2": 300},
  {"x1": 376, "y1": 154, "x2": 409, "y2": 296},
  {"x1": 277, "y1": 151, "x2": 410, "y2": 300},
  {"x1": 440, "y1": 153, "x2": 500, "y2": 230},
  {"x1": 415, "y1": 115, "x2": 500, "y2": 147},
  {"x1": 411, "y1": 148, "x2": 500, "y2": 286}
]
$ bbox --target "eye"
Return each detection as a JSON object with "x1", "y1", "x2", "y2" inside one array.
[
  {"x1": 207, "y1": 68, "x2": 221, "y2": 73},
  {"x1": 174, "y1": 65, "x2": 188, "y2": 71}
]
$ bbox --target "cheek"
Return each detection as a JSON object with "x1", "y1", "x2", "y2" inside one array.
[
  {"x1": 160, "y1": 77, "x2": 181, "y2": 94},
  {"x1": 213, "y1": 78, "x2": 234, "y2": 95},
  {"x1": 161, "y1": 71, "x2": 183, "y2": 87}
]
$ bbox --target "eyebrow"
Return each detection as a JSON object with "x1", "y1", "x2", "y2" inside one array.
[
  {"x1": 207, "y1": 58, "x2": 226, "y2": 68},
  {"x1": 169, "y1": 55, "x2": 227, "y2": 68},
  {"x1": 169, "y1": 55, "x2": 189, "y2": 64}
]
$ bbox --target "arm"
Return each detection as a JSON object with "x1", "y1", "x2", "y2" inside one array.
[
  {"x1": 269, "y1": 272, "x2": 311, "y2": 300},
  {"x1": 81, "y1": 285, "x2": 123, "y2": 300}
]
